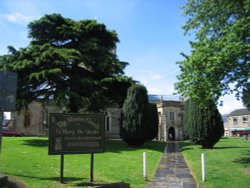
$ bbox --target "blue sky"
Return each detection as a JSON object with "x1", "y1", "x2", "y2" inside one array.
[{"x1": 0, "y1": 0, "x2": 245, "y2": 114}]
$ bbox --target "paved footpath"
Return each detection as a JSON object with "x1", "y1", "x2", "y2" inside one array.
[{"x1": 145, "y1": 141, "x2": 197, "y2": 188}]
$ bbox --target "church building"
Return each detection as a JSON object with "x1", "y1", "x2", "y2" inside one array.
[{"x1": 9, "y1": 95, "x2": 186, "y2": 141}]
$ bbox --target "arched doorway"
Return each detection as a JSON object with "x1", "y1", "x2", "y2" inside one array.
[{"x1": 168, "y1": 127, "x2": 175, "y2": 141}]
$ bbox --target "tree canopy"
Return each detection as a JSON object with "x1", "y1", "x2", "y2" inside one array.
[
  {"x1": 1, "y1": 14, "x2": 133, "y2": 112},
  {"x1": 175, "y1": 0, "x2": 250, "y2": 105}
]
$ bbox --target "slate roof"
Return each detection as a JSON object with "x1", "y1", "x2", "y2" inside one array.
[
  {"x1": 148, "y1": 95, "x2": 181, "y2": 102},
  {"x1": 229, "y1": 108, "x2": 250, "y2": 116}
]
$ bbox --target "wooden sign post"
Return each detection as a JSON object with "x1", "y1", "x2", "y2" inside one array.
[
  {"x1": 48, "y1": 113, "x2": 105, "y2": 183},
  {"x1": 60, "y1": 154, "x2": 64, "y2": 183},
  {"x1": 90, "y1": 153, "x2": 94, "y2": 182}
]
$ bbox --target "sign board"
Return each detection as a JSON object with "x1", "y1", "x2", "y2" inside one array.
[
  {"x1": 0, "y1": 71, "x2": 17, "y2": 153},
  {"x1": 48, "y1": 113, "x2": 105, "y2": 155},
  {"x1": 230, "y1": 127, "x2": 250, "y2": 131},
  {"x1": 0, "y1": 71, "x2": 18, "y2": 111}
]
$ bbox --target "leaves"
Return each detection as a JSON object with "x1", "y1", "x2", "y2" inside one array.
[
  {"x1": 1, "y1": 14, "x2": 131, "y2": 112},
  {"x1": 176, "y1": 0, "x2": 250, "y2": 105}
]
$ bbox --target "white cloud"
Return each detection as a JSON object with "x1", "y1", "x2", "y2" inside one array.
[
  {"x1": 133, "y1": 71, "x2": 165, "y2": 85},
  {"x1": 217, "y1": 83, "x2": 245, "y2": 114},
  {"x1": 149, "y1": 73, "x2": 164, "y2": 81},
  {"x1": 218, "y1": 94, "x2": 245, "y2": 115},
  {"x1": 147, "y1": 83, "x2": 175, "y2": 95},
  {"x1": 132, "y1": 70, "x2": 176, "y2": 95},
  {"x1": 3, "y1": 12, "x2": 33, "y2": 24}
]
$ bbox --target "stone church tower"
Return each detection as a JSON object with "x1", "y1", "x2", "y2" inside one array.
[{"x1": 156, "y1": 100, "x2": 185, "y2": 141}]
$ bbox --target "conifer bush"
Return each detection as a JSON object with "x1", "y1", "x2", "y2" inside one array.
[
  {"x1": 146, "y1": 103, "x2": 159, "y2": 141},
  {"x1": 184, "y1": 98, "x2": 224, "y2": 148},
  {"x1": 120, "y1": 84, "x2": 149, "y2": 146}
]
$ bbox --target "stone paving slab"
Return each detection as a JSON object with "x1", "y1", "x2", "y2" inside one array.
[{"x1": 145, "y1": 142, "x2": 197, "y2": 188}]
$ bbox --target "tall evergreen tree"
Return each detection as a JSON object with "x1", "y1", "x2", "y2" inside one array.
[
  {"x1": 1, "y1": 14, "x2": 132, "y2": 112},
  {"x1": 146, "y1": 103, "x2": 159, "y2": 141},
  {"x1": 120, "y1": 84, "x2": 149, "y2": 147},
  {"x1": 242, "y1": 84, "x2": 250, "y2": 110},
  {"x1": 185, "y1": 98, "x2": 224, "y2": 149},
  {"x1": 183, "y1": 99, "x2": 190, "y2": 139}
]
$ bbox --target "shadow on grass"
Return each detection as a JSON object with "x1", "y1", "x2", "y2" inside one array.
[
  {"x1": 214, "y1": 146, "x2": 248, "y2": 149},
  {"x1": 233, "y1": 150, "x2": 250, "y2": 165},
  {"x1": 5, "y1": 172, "x2": 87, "y2": 184},
  {"x1": 105, "y1": 140, "x2": 166, "y2": 153},
  {"x1": 21, "y1": 138, "x2": 166, "y2": 153},
  {"x1": 233, "y1": 157, "x2": 250, "y2": 165},
  {"x1": 4, "y1": 172, "x2": 63, "y2": 182},
  {"x1": 22, "y1": 138, "x2": 48, "y2": 147},
  {"x1": 5, "y1": 172, "x2": 130, "y2": 187},
  {"x1": 74, "y1": 181, "x2": 130, "y2": 187},
  {"x1": 178, "y1": 141, "x2": 195, "y2": 151},
  {"x1": 179, "y1": 140, "x2": 248, "y2": 151}
]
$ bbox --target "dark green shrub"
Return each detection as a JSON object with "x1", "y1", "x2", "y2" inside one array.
[
  {"x1": 185, "y1": 98, "x2": 224, "y2": 149},
  {"x1": 146, "y1": 103, "x2": 159, "y2": 141},
  {"x1": 120, "y1": 84, "x2": 149, "y2": 147},
  {"x1": 242, "y1": 83, "x2": 250, "y2": 111},
  {"x1": 183, "y1": 99, "x2": 190, "y2": 140}
]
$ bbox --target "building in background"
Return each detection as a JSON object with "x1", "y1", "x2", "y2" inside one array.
[
  {"x1": 222, "y1": 114, "x2": 229, "y2": 137},
  {"x1": 149, "y1": 95, "x2": 185, "y2": 141},
  {"x1": 226, "y1": 108, "x2": 250, "y2": 137},
  {"x1": 156, "y1": 100, "x2": 185, "y2": 141},
  {"x1": 10, "y1": 95, "x2": 185, "y2": 141}
]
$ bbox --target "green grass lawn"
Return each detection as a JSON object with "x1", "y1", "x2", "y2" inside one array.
[
  {"x1": 0, "y1": 137, "x2": 165, "y2": 188},
  {"x1": 180, "y1": 138, "x2": 250, "y2": 188}
]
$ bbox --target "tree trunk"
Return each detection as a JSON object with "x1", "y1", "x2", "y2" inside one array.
[{"x1": 69, "y1": 96, "x2": 79, "y2": 113}]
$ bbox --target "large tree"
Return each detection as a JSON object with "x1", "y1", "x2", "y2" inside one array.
[
  {"x1": 175, "y1": 0, "x2": 250, "y2": 105},
  {"x1": 1, "y1": 14, "x2": 133, "y2": 112}
]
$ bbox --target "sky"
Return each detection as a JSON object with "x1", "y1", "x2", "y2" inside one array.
[{"x1": 0, "y1": 0, "x2": 245, "y2": 115}]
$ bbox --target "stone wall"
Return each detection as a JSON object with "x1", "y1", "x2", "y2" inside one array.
[
  {"x1": 11, "y1": 100, "x2": 185, "y2": 141},
  {"x1": 12, "y1": 101, "x2": 121, "y2": 139},
  {"x1": 105, "y1": 108, "x2": 121, "y2": 139},
  {"x1": 156, "y1": 101, "x2": 185, "y2": 141}
]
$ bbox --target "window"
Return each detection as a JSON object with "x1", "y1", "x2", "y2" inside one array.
[
  {"x1": 180, "y1": 105, "x2": 184, "y2": 111},
  {"x1": 170, "y1": 112, "x2": 175, "y2": 121},
  {"x1": 233, "y1": 117, "x2": 238, "y2": 124},
  {"x1": 242, "y1": 116, "x2": 248, "y2": 123},
  {"x1": 24, "y1": 110, "x2": 31, "y2": 127},
  {"x1": 42, "y1": 108, "x2": 48, "y2": 125},
  {"x1": 106, "y1": 116, "x2": 110, "y2": 132}
]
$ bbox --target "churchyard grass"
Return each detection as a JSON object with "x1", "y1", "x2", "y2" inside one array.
[
  {"x1": 180, "y1": 137, "x2": 250, "y2": 188},
  {"x1": 0, "y1": 137, "x2": 165, "y2": 188}
]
